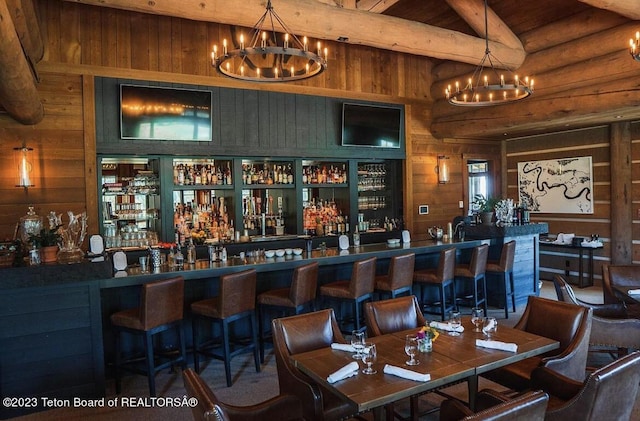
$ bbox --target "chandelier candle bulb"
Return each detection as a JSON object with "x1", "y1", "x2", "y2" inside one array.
[
  {"x1": 284, "y1": 33, "x2": 289, "y2": 49},
  {"x1": 223, "y1": 39, "x2": 227, "y2": 55},
  {"x1": 303, "y1": 36, "x2": 308, "y2": 51},
  {"x1": 240, "y1": 34, "x2": 244, "y2": 50}
]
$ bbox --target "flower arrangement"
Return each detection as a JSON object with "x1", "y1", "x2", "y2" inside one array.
[{"x1": 417, "y1": 325, "x2": 440, "y2": 342}]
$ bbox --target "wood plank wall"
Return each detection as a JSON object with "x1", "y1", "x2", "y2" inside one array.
[
  {"x1": 0, "y1": 72, "x2": 87, "y2": 241},
  {"x1": 505, "y1": 126, "x2": 614, "y2": 284}
]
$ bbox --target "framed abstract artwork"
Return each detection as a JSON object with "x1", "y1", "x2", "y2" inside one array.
[{"x1": 517, "y1": 156, "x2": 593, "y2": 214}]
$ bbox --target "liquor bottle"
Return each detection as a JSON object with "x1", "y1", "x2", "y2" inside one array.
[
  {"x1": 186, "y1": 238, "x2": 196, "y2": 264},
  {"x1": 174, "y1": 244, "x2": 184, "y2": 268},
  {"x1": 287, "y1": 163, "x2": 294, "y2": 184},
  {"x1": 225, "y1": 162, "x2": 232, "y2": 185},
  {"x1": 168, "y1": 246, "x2": 175, "y2": 267},
  {"x1": 216, "y1": 166, "x2": 223, "y2": 185}
]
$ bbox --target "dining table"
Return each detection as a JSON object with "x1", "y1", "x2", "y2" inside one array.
[{"x1": 290, "y1": 317, "x2": 559, "y2": 419}]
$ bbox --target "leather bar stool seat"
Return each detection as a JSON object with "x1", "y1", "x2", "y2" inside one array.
[
  {"x1": 413, "y1": 247, "x2": 456, "y2": 321},
  {"x1": 485, "y1": 240, "x2": 516, "y2": 319},
  {"x1": 111, "y1": 276, "x2": 187, "y2": 397},
  {"x1": 375, "y1": 253, "x2": 415, "y2": 299},
  {"x1": 454, "y1": 244, "x2": 489, "y2": 314},
  {"x1": 319, "y1": 256, "x2": 377, "y2": 333},
  {"x1": 191, "y1": 268, "x2": 260, "y2": 387},
  {"x1": 257, "y1": 261, "x2": 318, "y2": 363}
]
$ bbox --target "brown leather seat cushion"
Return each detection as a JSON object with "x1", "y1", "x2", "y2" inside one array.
[
  {"x1": 485, "y1": 261, "x2": 503, "y2": 272},
  {"x1": 414, "y1": 268, "x2": 439, "y2": 284},
  {"x1": 191, "y1": 297, "x2": 223, "y2": 319},
  {"x1": 258, "y1": 288, "x2": 296, "y2": 308},
  {"x1": 374, "y1": 274, "x2": 391, "y2": 290},
  {"x1": 111, "y1": 308, "x2": 143, "y2": 330},
  {"x1": 319, "y1": 281, "x2": 352, "y2": 299}
]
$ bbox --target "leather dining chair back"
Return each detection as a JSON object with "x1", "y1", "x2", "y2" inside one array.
[
  {"x1": 182, "y1": 368, "x2": 303, "y2": 421},
  {"x1": 364, "y1": 295, "x2": 426, "y2": 337},
  {"x1": 484, "y1": 296, "x2": 592, "y2": 391},
  {"x1": 271, "y1": 309, "x2": 357, "y2": 421},
  {"x1": 531, "y1": 351, "x2": 640, "y2": 421},
  {"x1": 440, "y1": 389, "x2": 549, "y2": 421}
]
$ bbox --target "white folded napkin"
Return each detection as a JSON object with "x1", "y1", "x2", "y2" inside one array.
[
  {"x1": 429, "y1": 321, "x2": 464, "y2": 333},
  {"x1": 580, "y1": 240, "x2": 603, "y2": 248},
  {"x1": 476, "y1": 339, "x2": 518, "y2": 353},
  {"x1": 331, "y1": 343, "x2": 355, "y2": 352},
  {"x1": 327, "y1": 361, "x2": 359, "y2": 384},
  {"x1": 553, "y1": 233, "x2": 575, "y2": 245},
  {"x1": 383, "y1": 364, "x2": 431, "y2": 382},
  {"x1": 627, "y1": 289, "x2": 640, "y2": 295}
]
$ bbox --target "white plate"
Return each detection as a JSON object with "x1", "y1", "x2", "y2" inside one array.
[{"x1": 112, "y1": 251, "x2": 128, "y2": 271}]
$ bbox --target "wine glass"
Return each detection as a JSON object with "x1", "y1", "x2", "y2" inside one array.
[
  {"x1": 361, "y1": 343, "x2": 377, "y2": 374},
  {"x1": 483, "y1": 317, "x2": 498, "y2": 338},
  {"x1": 405, "y1": 334, "x2": 419, "y2": 366},
  {"x1": 449, "y1": 310, "x2": 462, "y2": 336},
  {"x1": 351, "y1": 330, "x2": 365, "y2": 359},
  {"x1": 471, "y1": 307, "x2": 484, "y2": 332}
]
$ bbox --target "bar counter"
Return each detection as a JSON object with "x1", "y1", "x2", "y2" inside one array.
[{"x1": 0, "y1": 237, "x2": 489, "y2": 419}]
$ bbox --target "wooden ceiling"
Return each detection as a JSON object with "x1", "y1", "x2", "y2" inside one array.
[{"x1": 2, "y1": 0, "x2": 640, "y2": 140}]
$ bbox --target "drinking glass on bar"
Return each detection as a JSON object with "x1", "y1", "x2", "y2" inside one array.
[
  {"x1": 405, "y1": 334, "x2": 419, "y2": 366},
  {"x1": 351, "y1": 330, "x2": 365, "y2": 359}
]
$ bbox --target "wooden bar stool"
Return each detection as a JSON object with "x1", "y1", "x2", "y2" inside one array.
[
  {"x1": 413, "y1": 247, "x2": 456, "y2": 321},
  {"x1": 319, "y1": 256, "x2": 377, "y2": 334},
  {"x1": 111, "y1": 276, "x2": 187, "y2": 397},
  {"x1": 257, "y1": 261, "x2": 319, "y2": 363},
  {"x1": 485, "y1": 240, "x2": 517, "y2": 319},
  {"x1": 191, "y1": 268, "x2": 260, "y2": 387},
  {"x1": 374, "y1": 253, "x2": 415, "y2": 299},
  {"x1": 454, "y1": 244, "x2": 489, "y2": 315}
]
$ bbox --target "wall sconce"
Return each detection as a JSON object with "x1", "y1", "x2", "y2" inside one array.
[
  {"x1": 14, "y1": 146, "x2": 34, "y2": 188},
  {"x1": 436, "y1": 155, "x2": 450, "y2": 184}
]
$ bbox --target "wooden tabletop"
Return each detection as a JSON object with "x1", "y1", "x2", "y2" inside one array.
[
  {"x1": 290, "y1": 318, "x2": 559, "y2": 415},
  {"x1": 612, "y1": 285, "x2": 640, "y2": 305}
]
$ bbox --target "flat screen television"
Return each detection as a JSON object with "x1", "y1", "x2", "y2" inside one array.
[
  {"x1": 120, "y1": 84, "x2": 212, "y2": 141},
  {"x1": 341, "y1": 103, "x2": 402, "y2": 149}
]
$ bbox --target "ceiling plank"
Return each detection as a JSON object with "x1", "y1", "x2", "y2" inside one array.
[
  {"x1": 61, "y1": 0, "x2": 526, "y2": 68},
  {"x1": 578, "y1": 0, "x2": 640, "y2": 20}
]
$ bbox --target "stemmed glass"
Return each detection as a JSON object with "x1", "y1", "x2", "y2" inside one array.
[
  {"x1": 361, "y1": 343, "x2": 377, "y2": 374},
  {"x1": 405, "y1": 334, "x2": 419, "y2": 366},
  {"x1": 351, "y1": 330, "x2": 365, "y2": 359},
  {"x1": 483, "y1": 317, "x2": 498, "y2": 338},
  {"x1": 449, "y1": 310, "x2": 462, "y2": 336},
  {"x1": 471, "y1": 307, "x2": 484, "y2": 332}
]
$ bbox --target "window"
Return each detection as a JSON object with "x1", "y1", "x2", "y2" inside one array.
[{"x1": 468, "y1": 161, "x2": 489, "y2": 214}]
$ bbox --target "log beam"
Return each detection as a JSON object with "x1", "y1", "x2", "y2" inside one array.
[
  {"x1": 61, "y1": 0, "x2": 526, "y2": 68},
  {"x1": 445, "y1": 0, "x2": 523, "y2": 50},
  {"x1": 578, "y1": 0, "x2": 640, "y2": 20},
  {"x1": 5, "y1": 0, "x2": 44, "y2": 62},
  {"x1": 357, "y1": 0, "x2": 400, "y2": 13},
  {"x1": 0, "y1": 0, "x2": 43, "y2": 124}
]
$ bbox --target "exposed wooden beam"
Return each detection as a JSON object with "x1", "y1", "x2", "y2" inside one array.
[
  {"x1": 578, "y1": 0, "x2": 640, "y2": 20},
  {"x1": 445, "y1": 0, "x2": 523, "y2": 51},
  {"x1": 0, "y1": 0, "x2": 43, "y2": 124},
  {"x1": 357, "y1": 0, "x2": 400, "y2": 13},
  {"x1": 5, "y1": 0, "x2": 44, "y2": 62},
  {"x1": 61, "y1": 0, "x2": 526, "y2": 68}
]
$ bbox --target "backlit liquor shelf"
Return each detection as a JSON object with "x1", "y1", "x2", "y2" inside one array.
[{"x1": 98, "y1": 156, "x2": 402, "y2": 246}]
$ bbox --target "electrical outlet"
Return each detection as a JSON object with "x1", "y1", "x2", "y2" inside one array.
[
  {"x1": 418, "y1": 205, "x2": 429, "y2": 215},
  {"x1": 459, "y1": 200, "x2": 464, "y2": 209}
]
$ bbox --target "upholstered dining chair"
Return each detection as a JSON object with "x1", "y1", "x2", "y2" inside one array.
[
  {"x1": 364, "y1": 295, "x2": 426, "y2": 337},
  {"x1": 182, "y1": 368, "x2": 304, "y2": 421},
  {"x1": 601, "y1": 264, "x2": 640, "y2": 318},
  {"x1": 374, "y1": 252, "x2": 415, "y2": 299},
  {"x1": 439, "y1": 389, "x2": 549, "y2": 421},
  {"x1": 454, "y1": 244, "x2": 489, "y2": 314},
  {"x1": 319, "y1": 256, "x2": 377, "y2": 333},
  {"x1": 484, "y1": 240, "x2": 516, "y2": 319},
  {"x1": 111, "y1": 276, "x2": 187, "y2": 397},
  {"x1": 364, "y1": 295, "x2": 426, "y2": 421},
  {"x1": 530, "y1": 351, "x2": 640, "y2": 421},
  {"x1": 257, "y1": 261, "x2": 319, "y2": 362},
  {"x1": 482, "y1": 296, "x2": 592, "y2": 391},
  {"x1": 413, "y1": 247, "x2": 457, "y2": 321},
  {"x1": 553, "y1": 275, "x2": 640, "y2": 360},
  {"x1": 271, "y1": 308, "x2": 358, "y2": 421}
]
